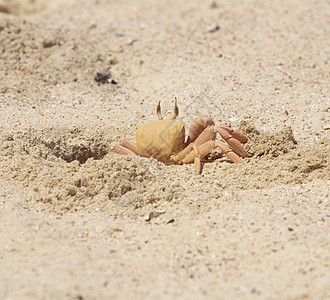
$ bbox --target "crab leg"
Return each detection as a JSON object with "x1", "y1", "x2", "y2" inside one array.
[
  {"x1": 194, "y1": 126, "x2": 216, "y2": 146},
  {"x1": 214, "y1": 124, "x2": 248, "y2": 157},
  {"x1": 215, "y1": 124, "x2": 248, "y2": 143},
  {"x1": 106, "y1": 145, "x2": 136, "y2": 156},
  {"x1": 173, "y1": 139, "x2": 243, "y2": 173},
  {"x1": 214, "y1": 141, "x2": 243, "y2": 163},
  {"x1": 170, "y1": 127, "x2": 213, "y2": 173},
  {"x1": 171, "y1": 125, "x2": 215, "y2": 164},
  {"x1": 120, "y1": 139, "x2": 139, "y2": 154},
  {"x1": 184, "y1": 140, "x2": 243, "y2": 164},
  {"x1": 193, "y1": 144, "x2": 202, "y2": 174},
  {"x1": 186, "y1": 116, "x2": 215, "y2": 145},
  {"x1": 114, "y1": 145, "x2": 137, "y2": 155},
  {"x1": 171, "y1": 143, "x2": 193, "y2": 162},
  {"x1": 105, "y1": 139, "x2": 138, "y2": 157}
]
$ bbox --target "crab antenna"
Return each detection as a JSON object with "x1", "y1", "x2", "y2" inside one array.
[
  {"x1": 170, "y1": 97, "x2": 179, "y2": 120},
  {"x1": 157, "y1": 100, "x2": 163, "y2": 120}
]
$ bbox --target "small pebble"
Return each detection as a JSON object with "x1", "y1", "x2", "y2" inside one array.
[
  {"x1": 127, "y1": 38, "x2": 137, "y2": 45},
  {"x1": 121, "y1": 197, "x2": 133, "y2": 206},
  {"x1": 94, "y1": 70, "x2": 111, "y2": 83},
  {"x1": 145, "y1": 211, "x2": 165, "y2": 221},
  {"x1": 205, "y1": 23, "x2": 220, "y2": 33},
  {"x1": 166, "y1": 219, "x2": 175, "y2": 224},
  {"x1": 210, "y1": 1, "x2": 218, "y2": 9},
  {"x1": 108, "y1": 57, "x2": 118, "y2": 65}
]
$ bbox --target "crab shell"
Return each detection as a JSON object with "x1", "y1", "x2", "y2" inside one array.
[{"x1": 136, "y1": 119, "x2": 185, "y2": 163}]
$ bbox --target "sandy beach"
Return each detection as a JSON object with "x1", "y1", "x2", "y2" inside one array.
[{"x1": 0, "y1": 0, "x2": 329, "y2": 299}]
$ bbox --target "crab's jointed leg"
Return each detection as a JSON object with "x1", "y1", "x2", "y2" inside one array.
[
  {"x1": 171, "y1": 121, "x2": 247, "y2": 173},
  {"x1": 185, "y1": 116, "x2": 215, "y2": 146},
  {"x1": 105, "y1": 139, "x2": 138, "y2": 157},
  {"x1": 170, "y1": 126, "x2": 215, "y2": 173},
  {"x1": 120, "y1": 139, "x2": 139, "y2": 154},
  {"x1": 192, "y1": 144, "x2": 202, "y2": 174},
  {"x1": 214, "y1": 124, "x2": 248, "y2": 157},
  {"x1": 187, "y1": 117, "x2": 248, "y2": 158},
  {"x1": 175, "y1": 139, "x2": 243, "y2": 173}
]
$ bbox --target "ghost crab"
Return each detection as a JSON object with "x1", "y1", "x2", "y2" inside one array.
[{"x1": 107, "y1": 99, "x2": 248, "y2": 173}]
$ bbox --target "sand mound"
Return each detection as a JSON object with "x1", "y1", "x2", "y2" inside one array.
[
  {"x1": 0, "y1": 126, "x2": 177, "y2": 214},
  {"x1": 239, "y1": 121, "x2": 298, "y2": 158},
  {"x1": 0, "y1": 123, "x2": 328, "y2": 215}
]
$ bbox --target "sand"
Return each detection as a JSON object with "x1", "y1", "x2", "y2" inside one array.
[{"x1": 0, "y1": 0, "x2": 329, "y2": 299}]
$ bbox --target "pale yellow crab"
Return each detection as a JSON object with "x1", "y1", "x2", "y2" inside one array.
[{"x1": 107, "y1": 99, "x2": 248, "y2": 173}]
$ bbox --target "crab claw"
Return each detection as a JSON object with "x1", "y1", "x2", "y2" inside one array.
[{"x1": 186, "y1": 116, "x2": 215, "y2": 145}]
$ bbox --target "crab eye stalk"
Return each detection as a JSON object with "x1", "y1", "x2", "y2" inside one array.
[
  {"x1": 170, "y1": 97, "x2": 179, "y2": 120},
  {"x1": 157, "y1": 100, "x2": 163, "y2": 120}
]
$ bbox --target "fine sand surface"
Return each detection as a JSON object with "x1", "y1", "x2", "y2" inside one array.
[{"x1": 0, "y1": 0, "x2": 329, "y2": 299}]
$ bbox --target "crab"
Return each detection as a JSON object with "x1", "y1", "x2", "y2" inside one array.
[{"x1": 107, "y1": 99, "x2": 248, "y2": 173}]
